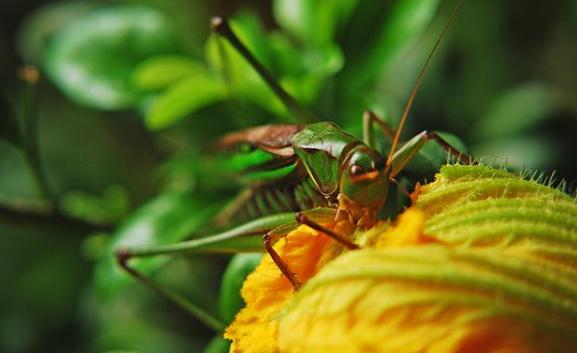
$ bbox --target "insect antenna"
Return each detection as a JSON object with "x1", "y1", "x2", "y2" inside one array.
[
  {"x1": 211, "y1": 17, "x2": 317, "y2": 123},
  {"x1": 386, "y1": 0, "x2": 464, "y2": 166}
]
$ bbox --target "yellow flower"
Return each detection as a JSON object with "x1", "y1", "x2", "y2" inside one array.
[
  {"x1": 226, "y1": 165, "x2": 577, "y2": 353},
  {"x1": 279, "y1": 245, "x2": 577, "y2": 353},
  {"x1": 224, "y1": 220, "x2": 353, "y2": 353}
]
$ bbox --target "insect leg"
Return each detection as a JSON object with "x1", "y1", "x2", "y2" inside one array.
[
  {"x1": 296, "y1": 208, "x2": 359, "y2": 250},
  {"x1": 115, "y1": 212, "x2": 296, "y2": 326},
  {"x1": 117, "y1": 212, "x2": 296, "y2": 258},
  {"x1": 263, "y1": 208, "x2": 345, "y2": 291},
  {"x1": 264, "y1": 223, "x2": 302, "y2": 291},
  {"x1": 362, "y1": 110, "x2": 396, "y2": 148},
  {"x1": 388, "y1": 177, "x2": 412, "y2": 199},
  {"x1": 389, "y1": 130, "x2": 473, "y2": 178},
  {"x1": 116, "y1": 251, "x2": 225, "y2": 332}
]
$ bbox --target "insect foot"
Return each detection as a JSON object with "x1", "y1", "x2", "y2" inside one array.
[{"x1": 227, "y1": 164, "x2": 577, "y2": 353}]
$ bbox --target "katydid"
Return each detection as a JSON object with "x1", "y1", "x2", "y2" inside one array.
[{"x1": 117, "y1": 0, "x2": 470, "y2": 327}]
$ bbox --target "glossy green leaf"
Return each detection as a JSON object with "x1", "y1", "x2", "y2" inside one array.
[
  {"x1": 17, "y1": 2, "x2": 96, "y2": 65},
  {"x1": 263, "y1": 32, "x2": 345, "y2": 106},
  {"x1": 344, "y1": 0, "x2": 441, "y2": 89},
  {"x1": 95, "y1": 192, "x2": 220, "y2": 298},
  {"x1": 473, "y1": 83, "x2": 558, "y2": 139},
  {"x1": 281, "y1": 44, "x2": 344, "y2": 103},
  {"x1": 205, "y1": 12, "x2": 272, "y2": 79},
  {"x1": 44, "y1": 6, "x2": 177, "y2": 110},
  {"x1": 273, "y1": 0, "x2": 358, "y2": 46},
  {"x1": 133, "y1": 55, "x2": 209, "y2": 91},
  {"x1": 218, "y1": 253, "x2": 262, "y2": 324},
  {"x1": 145, "y1": 73, "x2": 226, "y2": 130},
  {"x1": 204, "y1": 12, "x2": 288, "y2": 119},
  {"x1": 204, "y1": 10, "x2": 344, "y2": 119}
]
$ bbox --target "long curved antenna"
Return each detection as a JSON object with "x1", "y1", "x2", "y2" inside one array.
[
  {"x1": 211, "y1": 17, "x2": 317, "y2": 123},
  {"x1": 386, "y1": 0, "x2": 464, "y2": 166}
]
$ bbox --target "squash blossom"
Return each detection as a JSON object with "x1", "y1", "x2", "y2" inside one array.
[{"x1": 225, "y1": 165, "x2": 577, "y2": 353}]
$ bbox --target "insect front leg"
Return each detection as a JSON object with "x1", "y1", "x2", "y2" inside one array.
[
  {"x1": 264, "y1": 208, "x2": 349, "y2": 291},
  {"x1": 389, "y1": 130, "x2": 473, "y2": 178},
  {"x1": 264, "y1": 223, "x2": 302, "y2": 291},
  {"x1": 362, "y1": 110, "x2": 396, "y2": 148}
]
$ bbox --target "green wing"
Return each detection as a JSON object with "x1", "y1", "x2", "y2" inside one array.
[{"x1": 292, "y1": 122, "x2": 360, "y2": 196}]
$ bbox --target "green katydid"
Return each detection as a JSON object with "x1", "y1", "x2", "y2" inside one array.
[{"x1": 116, "y1": 0, "x2": 470, "y2": 328}]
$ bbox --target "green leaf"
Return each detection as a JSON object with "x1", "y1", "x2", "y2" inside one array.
[
  {"x1": 81, "y1": 232, "x2": 110, "y2": 261},
  {"x1": 273, "y1": 0, "x2": 358, "y2": 46},
  {"x1": 95, "y1": 192, "x2": 220, "y2": 298},
  {"x1": 204, "y1": 12, "x2": 288, "y2": 119},
  {"x1": 281, "y1": 44, "x2": 344, "y2": 103},
  {"x1": 218, "y1": 253, "x2": 262, "y2": 324},
  {"x1": 343, "y1": 0, "x2": 441, "y2": 89},
  {"x1": 61, "y1": 185, "x2": 129, "y2": 224},
  {"x1": 473, "y1": 83, "x2": 558, "y2": 139},
  {"x1": 145, "y1": 74, "x2": 226, "y2": 130},
  {"x1": 44, "y1": 6, "x2": 177, "y2": 110},
  {"x1": 202, "y1": 336, "x2": 230, "y2": 353},
  {"x1": 133, "y1": 55, "x2": 209, "y2": 91},
  {"x1": 17, "y1": 2, "x2": 96, "y2": 65},
  {"x1": 265, "y1": 32, "x2": 344, "y2": 105}
]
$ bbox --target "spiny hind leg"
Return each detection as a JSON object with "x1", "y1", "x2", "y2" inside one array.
[
  {"x1": 362, "y1": 110, "x2": 396, "y2": 148},
  {"x1": 389, "y1": 130, "x2": 474, "y2": 177},
  {"x1": 116, "y1": 251, "x2": 225, "y2": 331},
  {"x1": 115, "y1": 212, "x2": 297, "y2": 326}
]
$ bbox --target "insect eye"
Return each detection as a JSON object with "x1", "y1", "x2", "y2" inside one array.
[{"x1": 350, "y1": 165, "x2": 365, "y2": 176}]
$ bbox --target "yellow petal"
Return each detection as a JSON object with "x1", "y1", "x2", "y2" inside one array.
[
  {"x1": 375, "y1": 208, "x2": 439, "y2": 248},
  {"x1": 279, "y1": 247, "x2": 577, "y2": 353},
  {"x1": 225, "y1": 221, "x2": 352, "y2": 353}
]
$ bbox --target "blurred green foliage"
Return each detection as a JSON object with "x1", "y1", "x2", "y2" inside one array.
[
  {"x1": 1, "y1": 0, "x2": 577, "y2": 353},
  {"x1": 45, "y1": 6, "x2": 179, "y2": 110}
]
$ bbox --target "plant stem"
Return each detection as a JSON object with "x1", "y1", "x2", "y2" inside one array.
[{"x1": 19, "y1": 66, "x2": 57, "y2": 207}]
